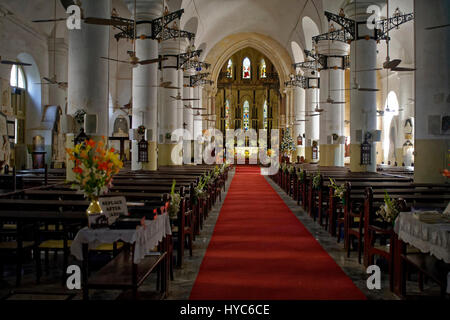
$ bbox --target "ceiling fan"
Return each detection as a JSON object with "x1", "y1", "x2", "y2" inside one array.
[
  {"x1": 0, "y1": 57, "x2": 32, "y2": 66},
  {"x1": 183, "y1": 104, "x2": 206, "y2": 110},
  {"x1": 37, "y1": 76, "x2": 68, "y2": 89},
  {"x1": 37, "y1": 0, "x2": 67, "y2": 90},
  {"x1": 101, "y1": 51, "x2": 167, "y2": 67},
  {"x1": 170, "y1": 92, "x2": 200, "y2": 101},
  {"x1": 425, "y1": 23, "x2": 450, "y2": 30}
]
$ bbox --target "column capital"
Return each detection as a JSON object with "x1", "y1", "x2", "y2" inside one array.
[
  {"x1": 124, "y1": 0, "x2": 163, "y2": 20},
  {"x1": 344, "y1": 0, "x2": 385, "y2": 22},
  {"x1": 316, "y1": 40, "x2": 350, "y2": 56}
]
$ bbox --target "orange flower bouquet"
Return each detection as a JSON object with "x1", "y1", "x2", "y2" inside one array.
[{"x1": 65, "y1": 138, "x2": 123, "y2": 200}]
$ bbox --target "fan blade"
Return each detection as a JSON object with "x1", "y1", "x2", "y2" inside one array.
[
  {"x1": 84, "y1": 17, "x2": 129, "y2": 26},
  {"x1": 32, "y1": 18, "x2": 67, "y2": 23},
  {"x1": 1, "y1": 60, "x2": 32, "y2": 66},
  {"x1": 358, "y1": 88, "x2": 379, "y2": 92},
  {"x1": 100, "y1": 57, "x2": 130, "y2": 64},
  {"x1": 192, "y1": 108, "x2": 206, "y2": 110},
  {"x1": 354, "y1": 68, "x2": 383, "y2": 72},
  {"x1": 383, "y1": 59, "x2": 401, "y2": 69},
  {"x1": 138, "y1": 57, "x2": 168, "y2": 65},
  {"x1": 43, "y1": 77, "x2": 57, "y2": 84},
  {"x1": 425, "y1": 23, "x2": 450, "y2": 30},
  {"x1": 391, "y1": 67, "x2": 416, "y2": 72},
  {"x1": 163, "y1": 86, "x2": 181, "y2": 90},
  {"x1": 181, "y1": 98, "x2": 200, "y2": 101},
  {"x1": 170, "y1": 96, "x2": 179, "y2": 100}
]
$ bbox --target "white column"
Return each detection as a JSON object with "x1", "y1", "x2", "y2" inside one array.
[
  {"x1": 396, "y1": 71, "x2": 414, "y2": 166},
  {"x1": 193, "y1": 86, "x2": 203, "y2": 140},
  {"x1": 293, "y1": 86, "x2": 306, "y2": 160},
  {"x1": 345, "y1": 0, "x2": 384, "y2": 172},
  {"x1": 304, "y1": 70, "x2": 320, "y2": 163},
  {"x1": 67, "y1": 0, "x2": 110, "y2": 179},
  {"x1": 414, "y1": 0, "x2": 450, "y2": 183},
  {"x1": 183, "y1": 70, "x2": 194, "y2": 134},
  {"x1": 159, "y1": 35, "x2": 182, "y2": 165},
  {"x1": 125, "y1": 0, "x2": 161, "y2": 171},
  {"x1": 317, "y1": 40, "x2": 349, "y2": 167}
]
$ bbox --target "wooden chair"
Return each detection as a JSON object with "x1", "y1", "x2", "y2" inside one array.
[
  {"x1": 345, "y1": 182, "x2": 364, "y2": 264},
  {"x1": 0, "y1": 219, "x2": 35, "y2": 286}
]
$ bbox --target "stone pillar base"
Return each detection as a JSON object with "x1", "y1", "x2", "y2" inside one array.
[
  {"x1": 395, "y1": 148, "x2": 404, "y2": 166},
  {"x1": 158, "y1": 143, "x2": 182, "y2": 166},
  {"x1": 320, "y1": 144, "x2": 345, "y2": 167},
  {"x1": 414, "y1": 139, "x2": 449, "y2": 183},
  {"x1": 350, "y1": 143, "x2": 376, "y2": 172}
]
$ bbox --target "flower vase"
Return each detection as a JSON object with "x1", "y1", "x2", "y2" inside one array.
[{"x1": 86, "y1": 196, "x2": 103, "y2": 228}]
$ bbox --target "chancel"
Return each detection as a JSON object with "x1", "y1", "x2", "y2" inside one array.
[{"x1": 0, "y1": 0, "x2": 449, "y2": 304}]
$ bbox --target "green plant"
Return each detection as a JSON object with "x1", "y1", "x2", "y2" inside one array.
[
  {"x1": 329, "y1": 178, "x2": 345, "y2": 201},
  {"x1": 280, "y1": 127, "x2": 296, "y2": 153},
  {"x1": 375, "y1": 191, "x2": 401, "y2": 225},
  {"x1": 169, "y1": 179, "x2": 181, "y2": 218},
  {"x1": 297, "y1": 169, "x2": 306, "y2": 181},
  {"x1": 288, "y1": 165, "x2": 295, "y2": 174},
  {"x1": 312, "y1": 171, "x2": 322, "y2": 189}
]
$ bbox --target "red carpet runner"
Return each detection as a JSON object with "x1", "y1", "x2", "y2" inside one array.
[{"x1": 190, "y1": 166, "x2": 366, "y2": 300}]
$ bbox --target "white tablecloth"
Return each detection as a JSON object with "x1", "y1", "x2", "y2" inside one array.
[
  {"x1": 394, "y1": 211, "x2": 450, "y2": 264},
  {"x1": 71, "y1": 213, "x2": 172, "y2": 264}
]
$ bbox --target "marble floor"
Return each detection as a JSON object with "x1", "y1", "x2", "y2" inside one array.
[{"x1": 0, "y1": 167, "x2": 444, "y2": 300}]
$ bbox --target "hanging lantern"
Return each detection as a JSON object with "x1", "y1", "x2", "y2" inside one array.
[
  {"x1": 297, "y1": 134, "x2": 303, "y2": 146},
  {"x1": 312, "y1": 141, "x2": 318, "y2": 160},
  {"x1": 360, "y1": 138, "x2": 371, "y2": 165},
  {"x1": 138, "y1": 137, "x2": 148, "y2": 163},
  {"x1": 74, "y1": 128, "x2": 88, "y2": 146}
]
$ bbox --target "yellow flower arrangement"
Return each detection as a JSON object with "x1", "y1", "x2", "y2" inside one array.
[{"x1": 65, "y1": 137, "x2": 123, "y2": 200}]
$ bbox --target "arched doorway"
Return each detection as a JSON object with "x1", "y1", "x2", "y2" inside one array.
[{"x1": 383, "y1": 91, "x2": 399, "y2": 164}]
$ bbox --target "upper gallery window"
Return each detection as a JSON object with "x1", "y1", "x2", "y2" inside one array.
[
  {"x1": 242, "y1": 57, "x2": 251, "y2": 79},
  {"x1": 226, "y1": 59, "x2": 233, "y2": 78},
  {"x1": 260, "y1": 59, "x2": 267, "y2": 78},
  {"x1": 10, "y1": 64, "x2": 26, "y2": 89}
]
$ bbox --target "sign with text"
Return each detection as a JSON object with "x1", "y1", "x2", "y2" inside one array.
[{"x1": 99, "y1": 196, "x2": 128, "y2": 225}]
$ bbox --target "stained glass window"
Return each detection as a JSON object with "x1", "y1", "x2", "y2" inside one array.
[
  {"x1": 260, "y1": 59, "x2": 267, "y2": 78},
  {"x1": 225, "y1": 100, "x2": 230, "y2": 129},
  {"x1": 226, "y1": 59, "x2": 233, "y2": 78},
  {"x1": 243, "y1": 100, "x2": 250, "y2": 131},
  {"x1": 263, "y1": 100, "x2": 268, "y2": 129},
  {"x1": 242, "y1": 57, "x2": 251, "y2": 79}
]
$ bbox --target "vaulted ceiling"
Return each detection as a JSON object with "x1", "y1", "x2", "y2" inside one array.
[{"x1": 0, "y1": 0, "x2": 414, "y2": 66}]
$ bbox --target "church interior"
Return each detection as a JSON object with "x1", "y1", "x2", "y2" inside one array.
[{"x1": 0, "y1": 0, "x2": 449, "y2": 303}]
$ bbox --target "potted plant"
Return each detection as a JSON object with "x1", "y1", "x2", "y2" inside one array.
[
  {"x1": 312, "y1": 171, "x2": 322, "y2": 190},
  {"x1": 169, "y1": 179, "x2": 181, "y2": 219},
  {"x1": 65, "y1": 138, "x2": 123, "y2": 227},
  {"x1": 375, "y1": 191, "x2": 403, "y2": 227},
  {"x1": 329, "y1": 178, "x2": 345, "y2": 204}
]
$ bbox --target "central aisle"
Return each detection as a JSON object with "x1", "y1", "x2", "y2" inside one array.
[{"x1": 190, "y1": 166, "x2": 366, "y2": 300}]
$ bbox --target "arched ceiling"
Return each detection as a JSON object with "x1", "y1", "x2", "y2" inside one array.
[{"x1": 0, "y1": 0, "x2": 414, "y2": 69}]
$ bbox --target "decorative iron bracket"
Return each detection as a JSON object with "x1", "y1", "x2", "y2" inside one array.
[
  {"x1": 178, "y1": 49, "x2": 202, "y2": 69},
  {"x1": 182, "y1": 60, "x2": 210, "y2": 72},
  {"x1": 189, "y1": 73, "x2": 212, "y2": 87},
  {"x1": 284, "y1": 75, "x2": 307, "y2": 88},
  {"x1": 293, "y1": 60, "x2": 319, "y2": 71},
  {"x1": 375, "y1": 13, "x2": 414, "y2": 40},
  {"x1": 156, "y1": 27, "x2": 195, "y2": 42},
  {"x1": 113, "y1": 9, "x2": 184, "y2": 41}
]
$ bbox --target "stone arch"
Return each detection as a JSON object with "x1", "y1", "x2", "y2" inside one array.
[
  {"x1": 302, "y1": 16, "x2": 320, "y2": 51},
  {"x1": 204, "y1": 32, "x2": 294, "y2": 94}
]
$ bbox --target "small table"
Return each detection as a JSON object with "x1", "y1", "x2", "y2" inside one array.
[
  {"x1": 393, "y1": 211, "x2": 450, "y2": 297},
  {"x1": 71, "y1": 213, "x2": 172, "y2": 300}
]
